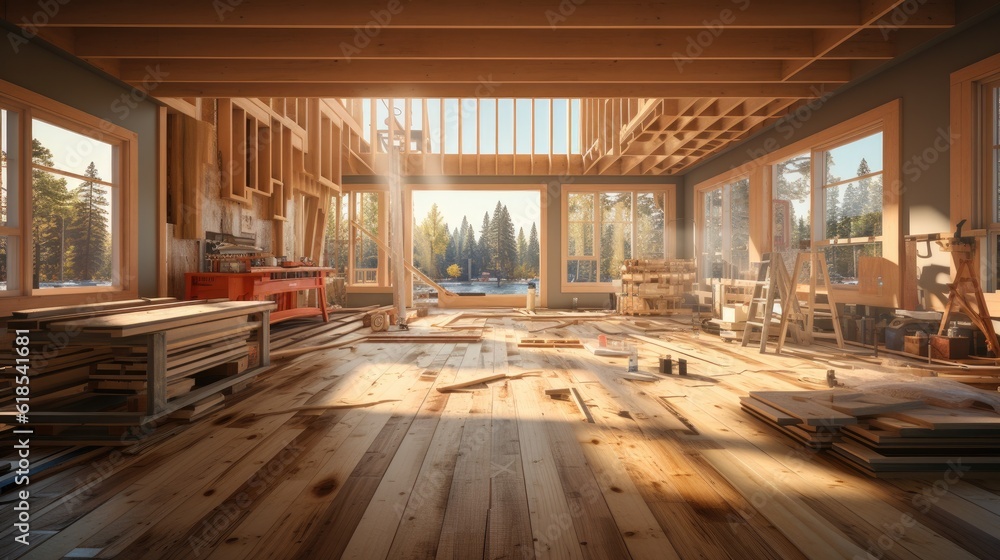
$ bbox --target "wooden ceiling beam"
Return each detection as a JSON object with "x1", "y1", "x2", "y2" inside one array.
[
  {"x1": 72, "y1": 28, "x2": 820, "y2": 60},
  {"x1": 4, "y1": 0, "x2": 898, "y2": 28},
  {"x1": 119, "y1": 59, "x2": 853, "y2": 84}
]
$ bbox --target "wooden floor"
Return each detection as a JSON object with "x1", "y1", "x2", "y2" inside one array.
[{"x1": 3, "y1": 312, "x2": 1000, "y2": 559}]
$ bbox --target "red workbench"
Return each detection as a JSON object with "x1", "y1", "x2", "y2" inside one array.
[{"x1": 185, "y1": 267, "x2": 334, "y2": 324}]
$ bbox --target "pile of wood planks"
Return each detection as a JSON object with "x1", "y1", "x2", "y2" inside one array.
[
  {"x1": 742, "y1": 389, "x2": 1000, "y2": 477},
  {"x1": 0, "y1": 299, "x2": 273, "y2": 444}
]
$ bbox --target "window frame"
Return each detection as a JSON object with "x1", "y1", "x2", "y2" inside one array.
[
  {"x1": 695, "y1": 175, "x2": 752, "y2": 285},
  {"x1": 0, "y1": 79, "x2": 138, "y2": 315},
  {"x1": 694, "y1": 100, "x2": 901, "y2": 307},
  {"x1": 950, "y1": 53, "x2": 1000, "y2": 310},
  {"x1": 560, "y1": 184, "x2": 676, "y2": 293}
]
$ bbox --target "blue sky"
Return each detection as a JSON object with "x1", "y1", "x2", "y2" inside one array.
[{"x1": 412, "y1": 190, "x2": 540, "y2": 240}]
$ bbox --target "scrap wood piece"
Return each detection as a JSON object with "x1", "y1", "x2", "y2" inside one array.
[
  {"x1": 527, "y1": 320, "x2": 577, "y2": 333},
  {"x1": 251, "y1": 399, "x2": 400, "y2": 418},
  {"x1": 583, "y1": 343, "x2": 631, "y2": 357},
  {"x1": 518, "y1": 338, "x2": 583, "y2": 348},
  {"x1": 617, "y1": 371, "x2": 660, "y2": 382},
  {"x1": 544, "y1": 387, "x2": 594, "y2": 422},
  {"x1": 436, "y1": 370, "x2": 542, "y2": 393}
]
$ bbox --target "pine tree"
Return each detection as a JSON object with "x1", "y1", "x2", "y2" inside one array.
[
  {"x1": 494, "y1": 204, "x2": 517, "y2": 282},
  {"x1": 65, "y1": 162, "x2": 111, "y2": 282},
  {"x1": 527, "y1": 223, "x2": 540, "y2": 276},
  {"x1": 462, "y1": 220, "x2": 477, "y2": 280},
  {"x1": 516, "y1": 227, "x2": 527, "y2": 268},
  {"x1": 445, "y1": 227, "x2": 458, "y2": 270},
  {"x1": 477, "y1": 211, "x2": 492, "y2": 277},
  {"x1": 31, "y1": 139, "x2": 72, "y2": 285}
]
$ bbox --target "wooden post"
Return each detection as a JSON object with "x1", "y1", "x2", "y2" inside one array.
[{"x1": 388, "y1": 144, "x2": 408, "y2": 326}]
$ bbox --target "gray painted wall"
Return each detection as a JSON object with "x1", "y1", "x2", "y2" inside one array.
[{"x1": 0, "y1": 23, "x2": 160, "y2": 296}]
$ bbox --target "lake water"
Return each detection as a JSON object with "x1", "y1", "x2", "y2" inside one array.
[{"x1": 417, "y1": 280, "x2": 534, "y2": 295}]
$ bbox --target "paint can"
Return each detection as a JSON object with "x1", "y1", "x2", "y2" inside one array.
[
  {"x1": 677, "y1": 358, "x2": 687, "y2": 376},
  {"x1": 659, "y1": 356, "x2": 673, "y2": 374}
]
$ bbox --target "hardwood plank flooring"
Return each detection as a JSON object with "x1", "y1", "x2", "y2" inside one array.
[{"x1": 3, "y1": 312, "x2": 1000, "y2": 559}]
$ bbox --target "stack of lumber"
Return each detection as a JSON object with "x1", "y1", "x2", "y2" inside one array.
[
  {"x1": 0, "y1": 298, "x2": 177, "y2": 410},
  {"x1": 0, "y1": 299, "x2": 271, "y2": 444},
  {"x1": 618, "y1": 258, "x2": 696, "y2": 316},
  {"x1": 741, "y1": 389, "x2": 1000, "y2": 477}
]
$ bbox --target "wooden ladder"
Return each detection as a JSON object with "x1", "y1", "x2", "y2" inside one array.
[
  {"x1": 741, "y1": 253, "x2": 802, "y2": 353},
  {"x1": 939, "y1": 258, "x2": 999, "y2": 356},
  {"x1": 777, "y1": 252, "x2": 844, "y2": 353}
]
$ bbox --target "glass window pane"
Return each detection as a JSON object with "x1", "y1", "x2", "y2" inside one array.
[
  {"x1": 636, "y1": 192, "x2": 665, "y2": 259},
  {"x1": 568, "y1": 192, "x2": 594, "y2": 222},
  {"x1": 426, "y1": 99, "x2": 441, "y2": 154},
  {"x1": 354, "y1": 192, "x2": 379, "y2": 280},
  {"x1": 552, "y1": 99, "x2": 568, "y2": 155},
  {"x1": 600, "y1": 192, "x2": 631, "y2": 223},
  {"x1": 570, "y1": 99, "x2": 581, "y2": 154},
  {"x1": 702, "y1": 189, "x2": 723, "y2": 279},
  {"x1": 567, "y1": 260, "x2": 596, "y2": 283},
  {"x1": 443, "y1": 99, "x2": 459, "y2": 154},
  {"x1": 480, "y1": 99, "x2": 496, "y2": 154},
  {"x1": 600, "y1": 222, "x2": 631, "y2": 282},
  {"x1": 0, "y1": 235, "x2": 16, "y2": 291},
  {"x1": 729, "y1": 179, "x2": 750, "y2": 278},
  {"x1": 33, "y1": 118, "x2": 115, "y2": 178},
  {"x1": 32, "y1": 168, "x2": 116, "y2": 288},
  {"x1": 824, "y1": 132, "x2": 883, "y2": 185},
  {"x1": 1, "y1": 107, "x2": 19, "y2": 228},
  {"x1": 773, "y1": 153, "x2": 811, "y2": 274},
  {"x1": 534, "y1": 100, "x2": 550, "y2": 154},
  {"x1": 497, "y1": 99, "x2": 514, "y2": 155},
  {"x1": 515, "y1": 99, "x2": 532, "y2": 154},
  {"x1": 824, "y1": 175, "x2": 883, "y2": 239},
  {"x1": 461, "y1": 98, "x2": 477, "y2": 154},
  {"x1": 825, "y1": 242, "x2": 882, "y2": 285},
  {"x1": 568, "y1": 222, "x2": 593, "y2": 256}
]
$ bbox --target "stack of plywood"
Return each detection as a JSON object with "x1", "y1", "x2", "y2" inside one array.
[
  {"x1": 742, "y1": 389, "x2": 1000, "y2": 477},
  {"x1": 618, "y1": 258, "x2": 696, "y2": 316}
]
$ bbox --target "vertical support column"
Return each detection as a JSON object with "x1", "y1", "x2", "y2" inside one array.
[
  {"x1": 146, "y1": 332, "x2": 167, "y2": 415},
  {"x1": 388, "y1": 145, "x2": 407, "y2": 327}
]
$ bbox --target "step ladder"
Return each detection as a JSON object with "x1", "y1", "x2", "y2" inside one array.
[
  {"x1": 777, "y1": 252, "x2": 844, "y2": 353},
  {"x1": 741, "y1": 253, "x2": 802, "y2": 353},
  {"x1": 939, "y1": 258, "x2": 999, "y2": 356}
]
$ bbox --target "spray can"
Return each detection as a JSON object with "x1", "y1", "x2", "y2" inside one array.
[{"x1": 628, "y1": 345, "x2": 639, "y2": 372}]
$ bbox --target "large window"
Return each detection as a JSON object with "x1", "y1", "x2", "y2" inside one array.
[
  {"x1": 700, "y1": 177, "x2": 750, "y2": 282},
  {"x1": 695, "y1": 100, "x2": 900, "y2": 307},
  {"x1": 562, "y1": 186, "x2": 673, "y2": 290},
  {"x1": 819, "y1": 131, "x2": 884, "y2": 284},
  {"x1": 0, "y1": 80, "x2": 137, "y2": 312}
]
